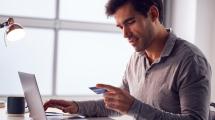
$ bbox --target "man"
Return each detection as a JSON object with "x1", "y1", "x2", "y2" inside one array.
[{"x1": 44, "y1": 0, "x2": 211, "y2": 119}]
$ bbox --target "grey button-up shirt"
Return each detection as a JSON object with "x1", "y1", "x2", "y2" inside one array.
[{"x1": 76, "y1": 32, "x2": 211, "y2": 120}]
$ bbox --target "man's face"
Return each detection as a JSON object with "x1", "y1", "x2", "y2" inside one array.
[{"x1": 114, "y1": 3, "x2": 155, "y2": 52}]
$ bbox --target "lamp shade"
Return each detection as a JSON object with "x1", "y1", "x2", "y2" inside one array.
[{"x1": 6, "y1": 23, "x2": 25, "y2": 41}]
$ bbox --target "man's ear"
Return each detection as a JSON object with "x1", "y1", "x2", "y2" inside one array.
[{"x1": 148, "y1": 5, "x2": 159, "y2": 22}]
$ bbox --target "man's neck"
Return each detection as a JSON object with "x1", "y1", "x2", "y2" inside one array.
[{"x1": 145, "y1": 28, "x2": 169, "y2": 64}]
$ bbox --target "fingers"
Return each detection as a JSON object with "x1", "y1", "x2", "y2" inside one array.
[
  {"x1": 103, "y1": 92, "x2": 122, "y2": 109},
  {"x1": 98, "y1": 86, "x2": 135, "y2": 114},
  {"x1": 105, "y1": 102, "x2": 119, "y2": 110},
  {"x1": 62, "y1": 102, "x2": 78, "y2": 114},
  {"x1": 104, "y1": 97, "x2": 125, "y2": 114},
  {"x1": 43, "y1": 100, "x2": 78, "y2": 114},
  {"x1": 43, "y1": 99, "x2": 56, "y2": 110},
  {"x1": 62, "y1": 106, "x2": 76, "y2": 113},
  {"x1": 43, "y1": 99, "x2": 72, "y2": 111},
  {"x1": 96, "y1": 84, "x2": 120, "y2": 93},
  {"x1": 52, "y1": 105, "x2": 65, "y2": 111}
]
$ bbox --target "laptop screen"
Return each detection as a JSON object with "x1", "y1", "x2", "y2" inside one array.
[{"x1": 18, "y1": 72, "x2": 47, "y2": 120}]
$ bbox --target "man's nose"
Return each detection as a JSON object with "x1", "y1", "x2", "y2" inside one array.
[{"x1": 122, "y1": 27, "x2": 131, "y2": 38}]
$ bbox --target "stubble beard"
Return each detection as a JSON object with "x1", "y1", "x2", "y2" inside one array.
[{"x1": 134, "y1": 37, "x2": 148, "y2": 52}]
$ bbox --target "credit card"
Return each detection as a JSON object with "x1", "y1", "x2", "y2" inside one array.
[{"x1": 89, "y1": 87, "x2": 107, "y2": 94}]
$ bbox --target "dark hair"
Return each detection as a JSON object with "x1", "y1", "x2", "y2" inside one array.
[{"x1": 105, "y1": 0, "x2": 164, "y2": 24}]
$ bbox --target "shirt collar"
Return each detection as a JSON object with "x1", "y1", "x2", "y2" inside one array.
[
  {"x1": 137, "y1": 31, "x2": 178, "y2": 58},
  {"x1": 160, "y1": 32, "x2": 177, "y2": 58}
]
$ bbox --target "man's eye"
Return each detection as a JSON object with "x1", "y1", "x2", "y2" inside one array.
[
  {"x1": 117, "y1": 26, "x2": 123, "y2": 30},
  {"x1": 127, "y1": 20, "x2": 135, "y2": 25}
]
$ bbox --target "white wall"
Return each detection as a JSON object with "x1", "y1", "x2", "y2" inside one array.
[
  {"x1": 212, "y1": 18, "x2": 215, "y2": 102},
  {"x1": 171, "y1": 0, "x2": 215, "y2": 102},
  {"x1": 171, "y1": 0, "x2": 197, "y2": 43},
  {"x1": 195, "y1": 0, "x2": 215, "y2": 102}
]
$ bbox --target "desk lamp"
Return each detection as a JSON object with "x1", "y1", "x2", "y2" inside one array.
[{"x1": 0, "y1": 17, "x2": 25, "y2": 46}]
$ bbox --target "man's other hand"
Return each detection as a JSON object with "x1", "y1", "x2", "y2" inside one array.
[{"x1": 43, "y1": 99, "x2": 78, "y2": 114}]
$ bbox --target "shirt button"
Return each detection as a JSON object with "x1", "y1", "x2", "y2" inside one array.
[{"x1": 145, "y1": 72, "x2": 149, "y2": 78}]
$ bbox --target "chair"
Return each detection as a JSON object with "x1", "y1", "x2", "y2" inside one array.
[{"x1": 210, "y1": 102, "x2": 215, "y2": 120}]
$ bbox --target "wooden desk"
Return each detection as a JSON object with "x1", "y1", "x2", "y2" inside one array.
[
  {"x1": 0, "y1": 107, "x2": 133, "y2": 120},
  {"x1": 0, "y1": 107, "x2": 31, "y2": 120}
]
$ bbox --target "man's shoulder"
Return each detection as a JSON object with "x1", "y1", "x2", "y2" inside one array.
[{"x1": 174, "y1": 38, "x2": 206, "y2": 59}]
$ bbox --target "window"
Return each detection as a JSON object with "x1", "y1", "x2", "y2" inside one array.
[
  {"x1": 0, "y1": 0, "x2": 56, "y2": 18},
  {"x1": 0, "y1": 0, "x2": 133, "y2": 96},
  {"x1": 56, "y1": 30, "x2": 132, "y2": 95},
  {"x1": 0, "y1": 28, "x2": 54, "y2": 95},
  {"x1": 60, "y1": 0, "x2": 114, "y2": 23}
]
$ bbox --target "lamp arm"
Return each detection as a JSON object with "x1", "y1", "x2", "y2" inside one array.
[
  {"x1": 0, "y1": 18, "x2": 14, "y2": 28},
  {"x1": 0, "y1": 22, "x2": 7, "y2": 28}
]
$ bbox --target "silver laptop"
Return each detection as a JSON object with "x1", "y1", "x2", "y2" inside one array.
[{"x1": 18, "y1": 72, "x2": 87, "y2": 120}]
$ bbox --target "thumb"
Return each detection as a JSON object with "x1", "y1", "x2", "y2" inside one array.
[
  {"x1": 62, "y1": 106, "x2": 76, "y2": 113},
  {"x1": 62, "y1": 107, "x2": 69, "y2": 113}
]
